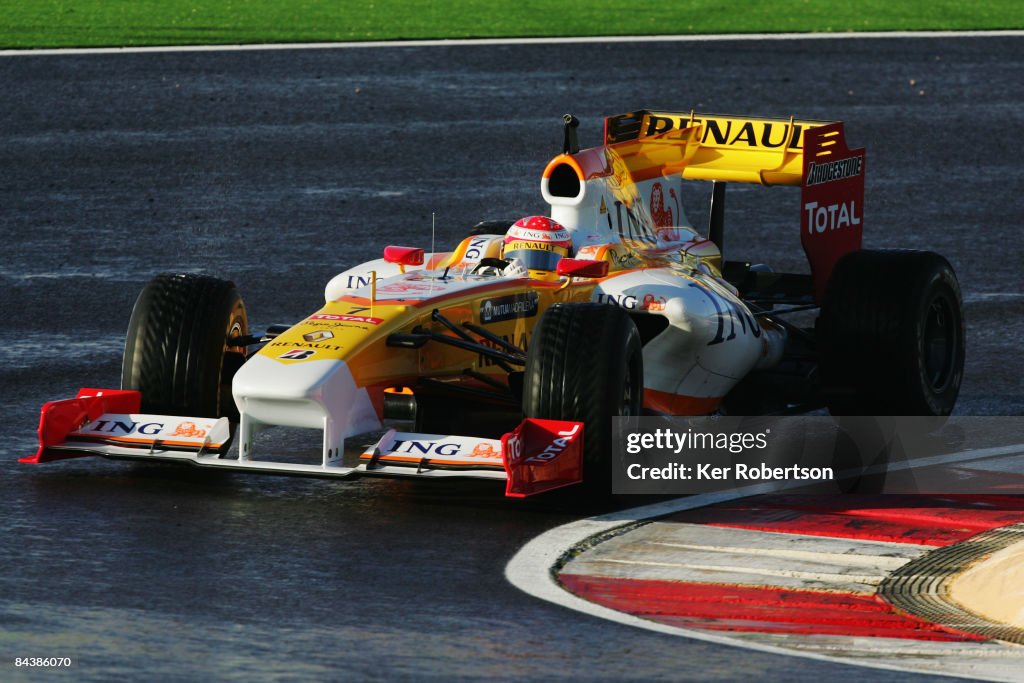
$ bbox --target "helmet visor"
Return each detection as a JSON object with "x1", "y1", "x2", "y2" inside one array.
[{"x1": 504, "y1": 248, "x2": 565, "y2": 272}]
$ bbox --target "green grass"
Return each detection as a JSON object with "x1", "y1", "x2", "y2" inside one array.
[{"x1": 2, "y1": 1, "x2": 1022, "y2": 49}]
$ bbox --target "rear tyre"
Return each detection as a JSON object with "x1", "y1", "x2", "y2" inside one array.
[
  {"x1": 818, "y1": 249, "x2": 964, "y2": 416},
  {"x1": 121, "y1": 273, "x2": 248, "y2": 420},
  {"x1": 523, "y1": 303, "x2": 643, "y2": 494}
]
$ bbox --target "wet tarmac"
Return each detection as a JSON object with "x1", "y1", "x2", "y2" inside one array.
[{"x1": 1, "y1": 35, "x2": 1022, "y2": 681}]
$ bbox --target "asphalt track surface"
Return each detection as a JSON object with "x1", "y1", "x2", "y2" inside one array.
[{"x1": 1, "y1": 36, "x2": 1022, "y2": 681}]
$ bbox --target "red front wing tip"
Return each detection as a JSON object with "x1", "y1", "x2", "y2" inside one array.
[
  {"x1": 502, "y1": 418, "x2": 584, "y2": 497},
  {"x1": 25, "y1": 389, "x2": 142, "y2": 463}
]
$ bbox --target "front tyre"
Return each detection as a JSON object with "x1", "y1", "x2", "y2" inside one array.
[
  {"x1": 121, "y1": 273, "x2": 248, "y2": 420},
  {"x1": 523, "y1": 303, "x2": 643, "y2": 494}
]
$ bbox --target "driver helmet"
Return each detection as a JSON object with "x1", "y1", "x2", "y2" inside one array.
[{"x1": 501, "y1": 216, "x2": 572, "y2": 281}]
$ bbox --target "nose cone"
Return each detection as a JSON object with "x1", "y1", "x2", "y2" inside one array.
[{"x1": 232, "y1": 355, "x2": 380, "y2": 436}]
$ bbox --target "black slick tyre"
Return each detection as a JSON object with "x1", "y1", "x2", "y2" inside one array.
[
  {"x1": 817, "y1": 249, "x2": 964, "y2": 416},
  {"x1": 121, "y1": 273, "x2": 248, "y2": 420},
  {"x1": 523, "y1": 303, "x2": 643, "y2": 494}
]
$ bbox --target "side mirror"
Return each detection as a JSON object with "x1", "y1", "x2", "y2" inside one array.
[
  {"x1": 383, "y1": 245, "x2": 425, "y2": 267},
  {"x1": 556, "y1": 258, "x2": 609, "y2": 279}
]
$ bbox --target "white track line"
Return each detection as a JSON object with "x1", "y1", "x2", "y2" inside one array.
[
  {"x1": 2, "y1": 30, "x2": 1023, "y2": 57},
  {"x1": 505, "y1": 442, "x2": 1024, "y2": 682}
]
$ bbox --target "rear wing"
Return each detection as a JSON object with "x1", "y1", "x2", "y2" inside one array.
[
  {"x1": 604, "y1": 110, "x2": 835, "y2": 186},
  {"x1": 600, "y1": 110, "x2": 866, "y2": 299}
]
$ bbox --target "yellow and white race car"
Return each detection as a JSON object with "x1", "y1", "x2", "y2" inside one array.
[{"x1": 25, "y1": 110, "x2": 965, "y2": 497}]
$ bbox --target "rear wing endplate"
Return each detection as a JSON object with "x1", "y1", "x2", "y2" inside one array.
[{"x1": 800, "y1": 123, "x2": 866, "y2": 299}]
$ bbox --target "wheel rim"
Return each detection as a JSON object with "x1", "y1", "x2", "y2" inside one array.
[
  {"x1": 220, "y1": 302, "x2": 248, "y2": 418},
  {"x1": 923, "y1": 293, "x2": 957, "y2": 392}
]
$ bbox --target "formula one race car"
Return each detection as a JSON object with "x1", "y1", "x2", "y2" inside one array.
[{"x1": 25, "y1": 110, "x2": 965, "y2": 497}]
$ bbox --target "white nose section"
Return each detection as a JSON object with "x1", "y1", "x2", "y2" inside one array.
[{"x1": 232, "y1": 355, "x2": 381, "y2": 467}]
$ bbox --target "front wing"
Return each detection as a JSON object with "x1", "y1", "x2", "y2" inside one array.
[{"x1": 25, "y1": 389, "x2": 584, "y2": 498}]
